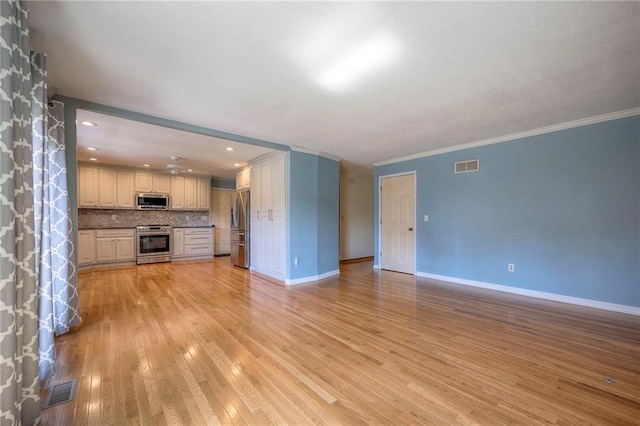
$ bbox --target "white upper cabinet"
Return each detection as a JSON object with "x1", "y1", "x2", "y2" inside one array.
[
  {"x1": 116, "y1": 171, "x2": 135, "y2": 208},
  {"x1": 78, "y1": 166, "x2": 99, "y2": 207},
  {"x1": 134, "y1": 172, "x2": 153, "y2": 193},
  {"x1": 197, "y1": 178, "x2": 210, "y2": 210},
  {"x1": 170, "y1": 176, "x2": 209, "y2": 211},
  {"x1": 171, "y1": 176, "x2": 185, "y2": 209},
  {"x1": 184, "y1": 177, "x2": 198, "y2": 210},
  {"x1": 98, "y1": 168, "x2": 117, "y2": 207},
  {"x1": 154, "y1": 174, "x2": 171, "y2": 194},
  {"x1": 78, "y1": 163, "x2": 209, "y2": 210},
  {"x1": 135, "y1": 172, "x2": 171, "y2": 193},
  {"x1": 236, "y1": 167, "x2": 250, "y2": 190}
]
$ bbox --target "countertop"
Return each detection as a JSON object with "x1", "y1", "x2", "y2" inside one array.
[
  {"x1": 79, "y1": 225, "x2": 214, "y2": 230},
  {"x1": 79, "y1": 227, "x2": 135, "y2": 230}
]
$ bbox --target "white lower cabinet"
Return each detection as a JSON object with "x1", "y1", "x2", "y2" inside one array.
[
  {"x1": 78, "y1": 230, "x2": 96, "y2": 266},
  {"x1": 95, "y1": 229, "x2": 135, "y2": 263},
  {"x1": 172, "y1": 229, "x2": 185, "y2": 256},
  {"x1": 172, "y1": 227, "x2": 213, "y2": 261}
]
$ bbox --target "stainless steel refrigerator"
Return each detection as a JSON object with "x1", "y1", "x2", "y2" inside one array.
[{"x1": 230, "y1": 189, "x2": 250, "y2": 268}]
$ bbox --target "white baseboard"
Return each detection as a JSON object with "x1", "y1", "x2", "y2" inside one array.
[
  {"x1": 416, "y1": 272, "x2": 640, "y2": 315},
  {"x1": 285, "y1": 269, "x2": 340, "y2": 285}
]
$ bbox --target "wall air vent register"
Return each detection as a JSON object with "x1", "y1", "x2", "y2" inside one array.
[{"x1": 455, "y1": 159, "x2": 480, "y2": 173}]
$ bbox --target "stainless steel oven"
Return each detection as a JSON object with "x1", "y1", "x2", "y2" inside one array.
[{"x1": 136, "y1": 225, "x2": 172, "y2": 264}]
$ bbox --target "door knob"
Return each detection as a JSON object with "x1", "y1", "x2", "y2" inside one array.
[{"x1": 408, "y1": 227, "x2": 413, "y2": 231}]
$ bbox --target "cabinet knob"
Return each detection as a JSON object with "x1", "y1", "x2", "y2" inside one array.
[{"x1": 408, "y1": 227, "x2": 413, "y2": 231}]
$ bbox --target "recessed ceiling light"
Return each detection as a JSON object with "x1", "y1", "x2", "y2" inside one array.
[
  {"x1": 233, "y1": 163, "x2": 241, "y2": 167},
  {"x1": 81, "y1": 121, "x2": 97, "y2": 127},
  {"x1": 143, "y1": 164, "x2": 150, "y2": 167},
  {"x1": 187, "y1": 169, "x2": 193, "y2": 172},
  {"x1": 317, "y1": 35, "x2": 399, "y2": 91},
  {"x1": 89, "y1": 157, "x2": 97, "y2": 161},
  {"x1": 226, "y1": 147, "x2": 234, "y2": 151},
  {"x1": 87, "y1": 147, "x2": 98, "y2": 151}
]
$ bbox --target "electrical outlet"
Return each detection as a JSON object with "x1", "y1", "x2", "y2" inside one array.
[
  {"x1": 200, "y1": 215, "x2": 208, "y2": 220},
  {"x1": 294, "y1": 257, "x2": 299, "y2": 266},
  {"x1": 186, "y1": 215, "x2": 190, "y2": 220},
  {"x1": 424, "y1": 215, "x2": 429, "y2": 222},
  {"x1": 508, "y1": 263, "x2": 515, "y2": 272},
  {"x1": 111, "y1": 214, "x2": 116, "y2": 220}
]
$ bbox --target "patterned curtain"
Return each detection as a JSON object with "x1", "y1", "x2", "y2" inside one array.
[
  {"x1": 0, "y1": 1, "x2": 41, "y2": 424},
  {"x1": 32, "y1": 56, "x2": 80, "y2": 379}
]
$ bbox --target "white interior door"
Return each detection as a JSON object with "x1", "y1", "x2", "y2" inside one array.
[{"x1": 380, "y1": 174, "x2": 415, "y2": 274}]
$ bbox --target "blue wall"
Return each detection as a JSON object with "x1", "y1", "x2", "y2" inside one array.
[
  {"x1": 317, "y1": 157, "x2": 340, "y2": 273},
  {"x1": 289, "y1": 152, "x2": 340, "y2": 280},
  {"x1": 375, "y1": 116, "x2": 640, "y2": 307},
  {"x1": 211, "y1": 178, "x2": 236, "y2": 189},
  {"x1": 289, "y1": 152, "x2": 320, "y2": 278}
]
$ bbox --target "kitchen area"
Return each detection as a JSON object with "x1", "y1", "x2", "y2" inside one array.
[
  {"x1": 77, "y1": 166, "x2": 218, "y2": 268},
  {"x1": 73, "y1": 105, "x2": 280, "y2": 272},
  {"x1": 74, "y1": 108, "x2": 283, "y2": 277}
]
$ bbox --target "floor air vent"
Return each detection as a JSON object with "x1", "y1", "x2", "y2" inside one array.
[
  {"x1": 44, "y1": 379, "x2": 77, "y2": 408},
  {"x1": 455, "y1": 159, "x2": 479, "y2": 173}
]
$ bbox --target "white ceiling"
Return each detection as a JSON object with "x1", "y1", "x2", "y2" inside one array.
[
  {"x1": 29, "y1": 2, "x2": 640, "y2": 172},
  {"x1": 76, "y1": 110, "x2": 274, "y2": 178}
]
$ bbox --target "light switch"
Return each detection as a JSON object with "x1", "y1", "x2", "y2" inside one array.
[{"x1": 424, "y1": 215, "x2": 429, "y2": 222}]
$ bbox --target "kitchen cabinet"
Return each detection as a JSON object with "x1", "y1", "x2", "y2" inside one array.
[
  {"x1": 79, "y1": 165, "x2": 135, "y2": 209},
  {"x1": 172, "y1": 227, "x2": 213, "y2": 260},
  {"x1": 236, "y1": 167, "x2": 250, "y2": 190},
  {"x1": 173, "y1": 228, "x2": 185, "y2": 256},
  {"x1": 135, "y1": 172, "x2": 171, "y2": 193},
  {"x1": 116, "y1": 171, "x2": 135, "y2": 208},
  {"x1": 98, "y1": 168, "x2": 117, "y2": 207},
  {"x1": 95, "y1": 229, "x2": 135, "y2": 263},
  {"x1": 212, "y1": 189, "x2": 232, "y2": 255},
  {"x1": 78, "y1": 230, "x2": 95, "y2": 266},
  {"x1": 170, "y1": 176, "x2": 208, "y2": 211},
  {"x1": 78, "y1": 166, "x2": 99, "y2": 207},
  {"x1": 79, "y1": 163, "x2": 209, "y2": 211},
  {"x1": 155, "y1": 174, "x2": 172, "y2": 193},
  {"x1": 197, "y1": 178, "x2": 211, "y2": 210},
  {"x1": 184, "y1": 177, "x2": 198, "y2": 210},
  {"x1": 250, "y1": 152, "x2": 286, "y2": 279},
  {"x1": 171, "y1": 176, "x2": 185, "y2": 209}
]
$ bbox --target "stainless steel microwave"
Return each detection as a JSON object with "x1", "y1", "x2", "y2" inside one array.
[{"x1": 135, "y1": 193, "x2": 170, "y2": 210}]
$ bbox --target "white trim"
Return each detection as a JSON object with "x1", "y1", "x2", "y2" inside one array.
[
  {"x1": 378, "y1": 171, "x2": 417, "y2": 275},
  {"x1": 374, "y1": 108, "x2": 640, "y2": 166},
  {"x1": 290, "y1": 145, "x2": 342, "y2": 162},
  {"x1": 416, "y1": 272, "x2": 640, "y2": 315},
  {"x1": 285, "y1": 269, "x2": 340, "y2": 285}
]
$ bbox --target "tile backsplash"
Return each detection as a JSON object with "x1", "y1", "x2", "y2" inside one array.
[{"x1": 79, "y1": 209, "x2": 211, "y2": 229}]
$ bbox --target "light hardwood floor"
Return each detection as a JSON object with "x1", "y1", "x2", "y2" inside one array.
[{"x1": 41, "y1": 258, "x2": 640, "y2": 425}]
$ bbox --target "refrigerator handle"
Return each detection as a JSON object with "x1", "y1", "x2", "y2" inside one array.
[{"x1": 232, "y1": 196, "x2": 238, "y2": 227}]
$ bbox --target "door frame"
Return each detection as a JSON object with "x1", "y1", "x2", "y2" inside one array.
[{"x1": 377, "y1": 171, "x2": 417, "y2": 275}]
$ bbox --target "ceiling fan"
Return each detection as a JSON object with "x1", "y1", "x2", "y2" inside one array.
[{"x1": 164, "y1": 156, "x2": 186, "y2": 174}]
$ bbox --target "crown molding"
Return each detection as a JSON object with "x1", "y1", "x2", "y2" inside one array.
[
  {"x1": 290, "y1": 145, "x2": 342, "y2": 162},
  {"x1": 373, "y1": 108, "x2": 640, "y2": 167}
]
